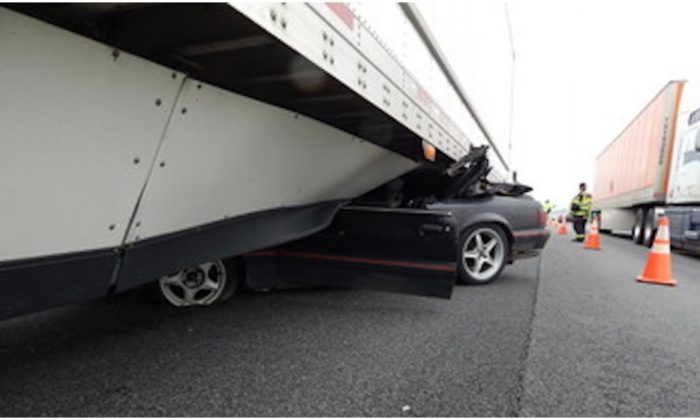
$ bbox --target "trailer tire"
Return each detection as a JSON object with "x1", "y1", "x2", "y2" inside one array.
[
  {"x1": 458, "y1": 223, "x2": 508, "y2": 285},
  {"x1": 152, "y1": 258, "x2": 238, "y2": 307},
  {"x1": 632, "y1": 208, "x2": 645, "y2": 244},
  {"x1": 642, "y1": 209, "x2": 656, "y2": 248}
]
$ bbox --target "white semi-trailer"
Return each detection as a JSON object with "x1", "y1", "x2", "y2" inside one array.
[
  {"x1": 593, "y1": 81, "x2": 700, "y2": 253},
  {"x1": 0, "y1": 3, "x2": 518, "y2": 319}
]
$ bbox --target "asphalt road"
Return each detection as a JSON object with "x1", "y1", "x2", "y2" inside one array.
[
  {"x1": 1, "y1": 231, "x2": 699, "y2": 416},
  {"x1": 521, "y1": 232, "x2": 700, "y2": 416}
]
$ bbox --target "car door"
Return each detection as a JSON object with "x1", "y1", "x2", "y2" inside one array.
[{"x1": 246, "y1": 206, "x2": 458, "y2": 299}]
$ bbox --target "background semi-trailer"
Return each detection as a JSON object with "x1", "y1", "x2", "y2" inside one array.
[{"x1": 593, "y1": 81, "x2": 700, "y2": 252}]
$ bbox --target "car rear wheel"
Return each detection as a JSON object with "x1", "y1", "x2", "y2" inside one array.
[
  {"x1": 156, "y1": 259, "x2": 237, "y2": 307},
  {"x1": 458, "y1": 224, "x2": 508, "y2": 285}
]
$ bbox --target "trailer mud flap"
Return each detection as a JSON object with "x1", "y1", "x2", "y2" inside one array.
[{"x1": 248, "y1": 207, "x2": 458, "y2": 299}]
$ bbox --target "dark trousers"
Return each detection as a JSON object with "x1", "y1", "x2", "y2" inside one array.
[{"x1": 572, "y1": 216, "x2": 586, "y2": 241}]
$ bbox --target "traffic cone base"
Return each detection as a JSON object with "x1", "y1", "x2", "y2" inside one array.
[
  {"x1": 583, "y1": 217, "x2": 601, "y2": 250},
  {"x1": 635, "y1": 217, "x2": 676, "y2": 287},
  {"x1": 558, "y1": 222, "x2": 568, "y2": 235},
  {"x1": 637, "y1": 276, "x2": 677, "y2": 286},
  {"x1": 636, "y1": 248, "x2": 676, "y2": 286}
]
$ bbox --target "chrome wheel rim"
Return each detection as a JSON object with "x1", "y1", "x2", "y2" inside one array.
[
  {"x1": 159, "y1": 260, "x2": 227, "y2": 307},
  {"x1": 462, "y1": 228, "x2": 505, "y2": 281}
]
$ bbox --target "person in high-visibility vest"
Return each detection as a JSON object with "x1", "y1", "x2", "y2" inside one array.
[
  {"x1": 543, "y1": 199, "x2": 555, "y2": 215},
  {"x1": 569, "y1": 182, "x2": 593, "y2": 242}
]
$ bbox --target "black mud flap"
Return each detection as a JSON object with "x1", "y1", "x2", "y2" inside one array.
[{"x1": 247, "y1": 206, "x2": 458, "y2": 299}]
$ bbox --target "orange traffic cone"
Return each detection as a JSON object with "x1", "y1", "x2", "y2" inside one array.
[
  {"x1": 636, "y1": 216, "x2": 676, "y2": 286},
  {"x1": 558, "y1": 219, "x2": 568, "y2": 235},
  {"x1": 583, "y1": 216, "x2": 601, "y2": 250}
]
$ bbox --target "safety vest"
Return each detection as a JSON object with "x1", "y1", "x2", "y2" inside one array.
[
  {"x1": 570, "y1": 192, "x2": 592, "y2": 218},
  {"x1": 543, "y1": 203, "x2": 555, "y2": 214}
]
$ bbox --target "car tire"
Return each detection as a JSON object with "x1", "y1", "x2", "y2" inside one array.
[
  {"x1": 632, "y1": 208, "x2": 645, "y2": 244},
  {"x1": 642, "y1": 209, "x2": 656, "y2": 248},
  {"x1": 152, "y1": 258, "x2": 238, "y2": 307},
  {"x1": 458, "y1": 223, "x2": 509, "y2": 285}
]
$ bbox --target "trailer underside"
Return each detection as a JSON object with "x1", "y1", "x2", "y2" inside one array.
[{"x1": 9, "y1": 3, "x2": 444, "y2": 163}]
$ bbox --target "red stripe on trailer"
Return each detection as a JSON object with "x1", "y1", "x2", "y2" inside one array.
[
  {"x1": 327, "y1": 3, "x2": 355, "y2": 30},
  {"x1": 417, "y1": 87, "x2": 430, "y2": 106}
]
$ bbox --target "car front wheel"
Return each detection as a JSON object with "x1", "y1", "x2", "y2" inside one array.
[
  {"x1": 156, "y1": 259, "x2": 237, "y2": 307},
  {"x1": 458, "y1": 224, "x2": 508, "y2": 285}
]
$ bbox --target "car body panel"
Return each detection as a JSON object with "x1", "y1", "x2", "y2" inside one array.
[
  {"x1": 246, "y1": 206, "x2": 459, "y2": 299},
  {"x1": 428, "y1": 195, "x2": 550, "y2": 260}
]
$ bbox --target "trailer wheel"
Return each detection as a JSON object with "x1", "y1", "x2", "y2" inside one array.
[
  {"x1": 642, "y1": 209, "x2": 656, "y2": 248},
  {"x1": 155, "y1": 259, "x2": 237, "y2": 307},
  {"x1": 458, "y1": 224, "x2": 508, "y2": 285},
  {"x1": 632, "y1": 208, "x2": 645, "y2": 244}
]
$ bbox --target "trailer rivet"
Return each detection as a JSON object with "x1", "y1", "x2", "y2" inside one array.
[
  {"x1": 322, "y1": 31, "x2": 328, "y2": 41},
  {"x1": 171, "y1": 72, "x2": 177, "y2": 79},
  {"x1": 135, "y1": 222, "x2": 141, "y2": 227},
  {"x1": 133, "y1": 157, "x2": 140, "y2": 164},
  {"x1": 155, "y1": 99, "x2": 162, "y2": 106},
  {"x1": 160, "y1": 161, "x2": 166, "y2": 167},
  {"x1": 330, "y1": 57, "x2": 335, "y2": 65},
  {"x1": 111, "y1": 49, "x2": 120, "y2": 61},
  {"x1": 181, "y1": 108, "x2": 187, "y2": 114},
  {"x1": 109, "y1": 224, "x2": 115, "y2": 230},
  {"x1": 323, "y1": 51, "x2": 328, "y2": 60},
  {"x1": 281, "y1": 18, "x2": 287, "y2": 29},
  {"x1": 197, "y1": 84, "x2": 202, "y2": 90},
  {"x1": 270, "y1": 9, "x2": 277, "y2": 21}
]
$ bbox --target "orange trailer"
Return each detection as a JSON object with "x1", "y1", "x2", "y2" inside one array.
[
  {"x1": 593, "y1": 81, "x2": 685, "y2": 245},
  {"x1": 594, "y1": 82, "x2": 684, "y2": 206}
]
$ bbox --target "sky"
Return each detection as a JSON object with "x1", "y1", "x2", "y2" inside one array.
[{"x1": 506, "y1": 0, "x2": 700, "y2": 209}]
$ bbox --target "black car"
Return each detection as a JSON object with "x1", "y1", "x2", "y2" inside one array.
[{"x1": 152, "y1": 146, "x2": 550, "y2": 306}]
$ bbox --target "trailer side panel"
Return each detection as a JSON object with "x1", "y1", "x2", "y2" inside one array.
[{"x1": 593, "y1": 82, "x2": 684, "y2": 209}]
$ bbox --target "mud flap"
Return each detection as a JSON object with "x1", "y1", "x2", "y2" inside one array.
[{"x1": 246, "y1": 206, "x2": 458, "y2": 299}]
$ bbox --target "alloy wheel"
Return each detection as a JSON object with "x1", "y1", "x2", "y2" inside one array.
[
  {"x1": 158, "y1": 260, "x2": 228, "y2": 307},
  {"x1": 462, "y1": 227, "x2": 505, "y2": 282}
]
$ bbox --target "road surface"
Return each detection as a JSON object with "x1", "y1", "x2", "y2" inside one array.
[{"x1": 1, "y1": 232, "x2": 699, "y2": 416}]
